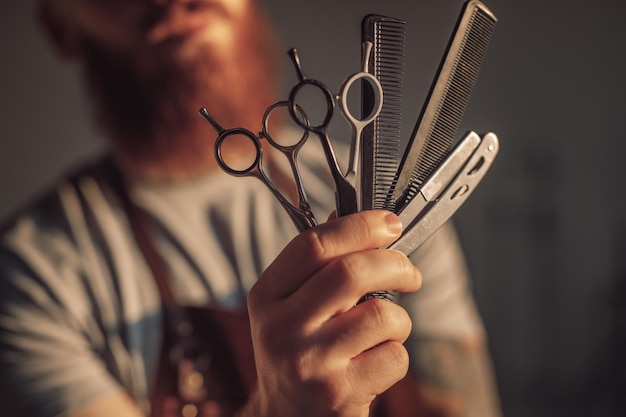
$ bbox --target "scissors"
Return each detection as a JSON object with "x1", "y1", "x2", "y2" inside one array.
[
  {"x1": 199, "y1": 42, "x2": 498, "y2": 258},
  {"x1": 199, "y1": 101, "x2": 318, "y2": 233},
  {"x1": 286, "y1": 42, "x2": 383, "y2": 216},
  {"x1": 336, "y1": 41, "x2": 384, "y2": 211}
]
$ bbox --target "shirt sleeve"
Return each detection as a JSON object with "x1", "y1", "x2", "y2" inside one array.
[{"x1": 0, "y1": 236, "x2": 124, "y2": 417}]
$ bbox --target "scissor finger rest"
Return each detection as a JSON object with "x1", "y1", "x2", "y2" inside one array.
[{"x1": 214, "y1": 129, "x2": 263, "y2": 176}]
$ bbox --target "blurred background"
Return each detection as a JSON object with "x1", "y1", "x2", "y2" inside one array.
[{"x1": 1, "y1": 0, "x2": 625, "y2": 416}]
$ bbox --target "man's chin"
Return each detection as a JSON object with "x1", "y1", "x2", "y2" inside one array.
[{"x1": 81, "y1": 4, "x2": 280, "y2": 178}]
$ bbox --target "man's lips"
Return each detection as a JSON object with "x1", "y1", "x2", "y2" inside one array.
[{"x1": 146, "y1": 2, "x2": 229, "y2": 44}]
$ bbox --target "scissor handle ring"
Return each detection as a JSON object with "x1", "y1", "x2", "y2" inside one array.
[
  {"x1": 339, "y1": 72, "x2": 383, "y2": 126},
  {"x1": 262, "y1": 101, "x2": 311, "y2": 151},
  {"x1": 214, "y1": 127, "x2": 262, "y2": 176},
  {"x1": 288, "y1": 79, "x2": 335, "y2": 131}
]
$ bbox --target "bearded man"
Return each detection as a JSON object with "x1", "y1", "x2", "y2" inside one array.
[{"x1": 0, "y1": 0, "x2": 502, "y2": 416}]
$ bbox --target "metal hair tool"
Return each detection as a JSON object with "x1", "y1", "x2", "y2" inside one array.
[
  {"x1": 360, "y1": 15, "x2": 405, "y2": 212},
  {"x1": 200, "y1": 0, "x2": 499, "y2": 261},
  {"x1": 392, "y1": 0, "x2": 497, "y2": 214},
  {"x1": 390, "y1": 131, "x2": 499, "y2": 253},
  {"x1": 199, "y1": 104, "x2": 318, "y2": 232},
  {"x1": 286, "y1": 46, "x2": 385, "y2": 217},
  {"x1": 369, "y1": 129, "x2": 499, "y2": 302},
  {"x1": 338, "y1": 41, "x2": 384, "y2": 212}
]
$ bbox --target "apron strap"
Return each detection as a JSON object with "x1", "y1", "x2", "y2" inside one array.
[{"x1": 105, "y1": 159, "x2": 254, "y2": 417}]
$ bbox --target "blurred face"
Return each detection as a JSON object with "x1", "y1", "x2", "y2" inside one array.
[
  {"x1": 48, "y1": 0, "x2": 280, "y2": 177},
  {"x1": 59, "y1": 0, "x2": 249, "y2": 59}
]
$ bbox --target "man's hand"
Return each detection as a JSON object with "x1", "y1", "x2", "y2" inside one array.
[{"x1": 244, "y1": 210, "x2": 422, "y2": 417}]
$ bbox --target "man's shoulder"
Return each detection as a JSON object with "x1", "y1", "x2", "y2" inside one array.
[{"x1": 0, "y1": 155, "x2": 115, "y2": 257}]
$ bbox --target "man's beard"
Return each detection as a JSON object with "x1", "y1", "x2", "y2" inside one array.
[{"x1": 80, "y1": 6, "x2": 280, "y2": 178}]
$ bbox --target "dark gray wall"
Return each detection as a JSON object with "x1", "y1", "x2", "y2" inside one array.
[{"x1": 2, "y1": 1, "x2": 625, "y2": 416}]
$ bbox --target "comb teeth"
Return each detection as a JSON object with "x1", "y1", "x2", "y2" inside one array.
[
  {"x1": 361, "y1": 15, "x2": 405, "y2": 211},
  {"x1": 393, "y1": 0, "x2": 497, "y2": 207}
]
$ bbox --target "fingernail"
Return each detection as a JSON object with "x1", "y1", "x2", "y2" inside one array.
[{"x1": 384, "y1": 212, "x2": 403, "y2": 236}]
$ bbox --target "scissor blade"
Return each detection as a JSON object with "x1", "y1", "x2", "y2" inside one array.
[{"x1": 389, "y1": 132, "x2": 499, "y2": 255}]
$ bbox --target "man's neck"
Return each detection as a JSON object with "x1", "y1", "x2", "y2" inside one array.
[{"x1": 112, "y1": 139, "x2": 299, "y2": 206}]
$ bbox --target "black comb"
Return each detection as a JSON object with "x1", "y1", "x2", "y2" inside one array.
[
  {"x1": 356, "y1": 15, "x2": 406, "y2": 303},
  {"x1": 392, "y1": 0, "x2": 497, "y2": 211},
  {"x1": 360, "y1": 15, "x2": 406, "y2": 211}
]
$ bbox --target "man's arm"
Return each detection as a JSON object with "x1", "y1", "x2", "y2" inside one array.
[
  {"x1": 402, "y1": 222, "x2": 502, "y2": 417},
  {"x1": 410, "y1": 337, "x2": 502, "y2": 417},
  {"x1": 0, "y1": 247, "x2": 145, "y2": 417},
  {"x1": 64, "y1": 392, "x2": 144, "y2": 417}
]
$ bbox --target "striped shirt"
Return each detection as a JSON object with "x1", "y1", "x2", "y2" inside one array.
[{"x1": 0, "y1": 143, "x2": 484, "y2": 417}]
